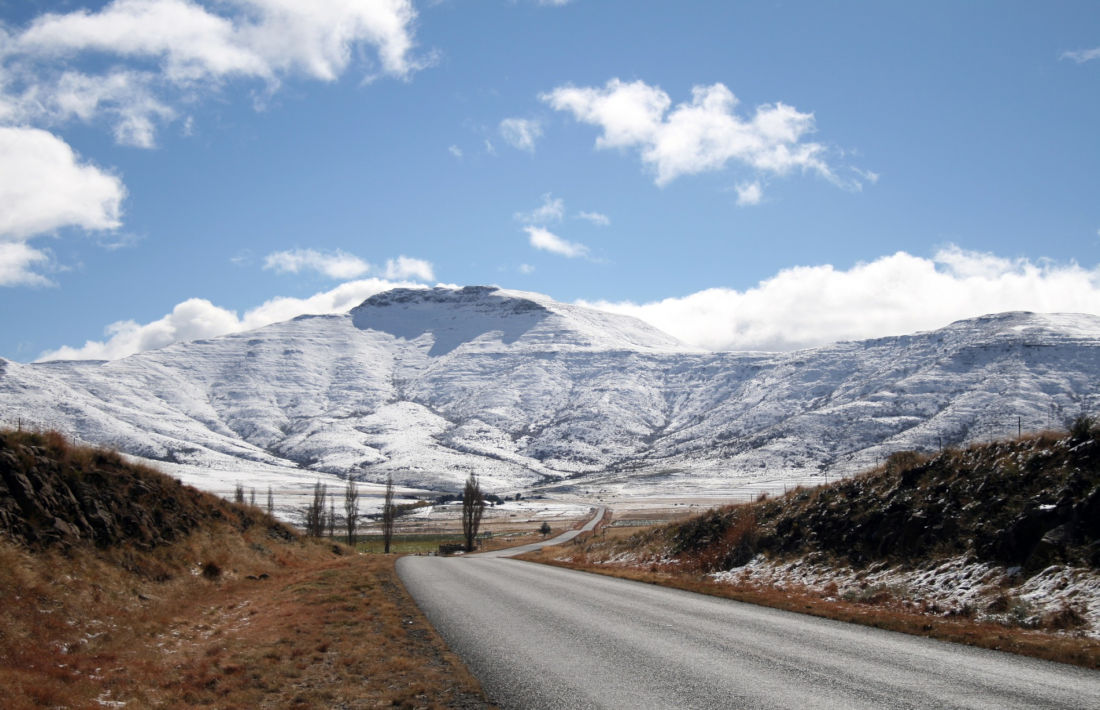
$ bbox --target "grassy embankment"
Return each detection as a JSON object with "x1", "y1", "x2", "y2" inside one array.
[
  {"x1": 524, "y1": 423, "x2": 1100, "y2": 669},
  {"x1": 0, "y1": 429, "x2": 491, "y2": 709}
]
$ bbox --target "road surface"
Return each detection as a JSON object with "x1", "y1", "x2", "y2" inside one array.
[{"x1": 397, "y1": 513, "x2": 1099, "y2": 709}]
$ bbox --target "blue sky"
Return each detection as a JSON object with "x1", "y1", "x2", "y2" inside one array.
[{"x1": 1, "y1": 1, "x2": 1098, "y2": 360}]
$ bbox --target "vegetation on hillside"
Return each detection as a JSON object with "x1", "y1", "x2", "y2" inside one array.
[
  {"x1": 661, "y1": 420, "x2": 1100, "y2": 575},
  {"x1": 0, "y1": 429, "x2": 490, "y2": 708},
  {"x1": 529, "y1": 420, "x2": 1100, "y2": 668}
]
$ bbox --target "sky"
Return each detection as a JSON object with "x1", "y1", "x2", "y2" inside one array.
[{"x1": 0, "y1": 1, "x2": 1098, "y2": 361}]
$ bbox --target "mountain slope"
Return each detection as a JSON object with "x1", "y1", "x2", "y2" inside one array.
[{"x1": 2, "y1": 287, "x2": 1099, "y2": 495}]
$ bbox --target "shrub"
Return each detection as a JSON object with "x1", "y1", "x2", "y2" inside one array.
[{"x1": 1069, "y1": 415, "x2": 1098, "y2": 442}]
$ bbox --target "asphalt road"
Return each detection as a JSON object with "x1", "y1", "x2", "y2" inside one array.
[{"x1": 397, "y1": 520, "x2": 1100, "y2": 709}]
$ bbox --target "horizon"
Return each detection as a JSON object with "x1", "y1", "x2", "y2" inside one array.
[
  {"x1": 15, "y1": 281, "x2": 1100, "y2": 364},
  {"x1": 1, "y1": 2, "x2": 1098, "y2": 362}
]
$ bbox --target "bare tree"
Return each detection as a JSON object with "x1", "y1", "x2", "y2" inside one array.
[
  {"x1": 461, "y1": 474, "x2": 486, "y2": 552},
  {"x1": 382, "y1": 474, "x2": 396, "y2": 554},
  {"x1": 344, "y1": 479, "x2": 360, "y2": 546},
  {"x1": 234, "y1": 482, "x2": 245, "y2": 504},
  {"x1": 304, "y1": 481, "x2": 327, "y2": 537},
  {"x1": 249, "y1": 487, "x2": 256, "y2": 507},
  {"x1": 267, "y1": 486, "x2": 274, "y2": 516},
  {"x1": 328, "y1": 496, "x2": 336, "y2": 538}
]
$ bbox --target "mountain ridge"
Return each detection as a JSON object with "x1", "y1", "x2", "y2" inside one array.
[{"x1": 2, "y1": 287, "x2": 1099, "y2": 497}]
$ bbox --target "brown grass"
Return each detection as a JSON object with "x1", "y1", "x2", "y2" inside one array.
[
  {"x1": 521, "y1": 545, "x2": 1100, "y2": 670},
  {"x1": 0, "y1": 427, "x2": 492, "y2": 708},
  {"x1": 0, "y1": 535, "x2": 491, "y2": 709}
]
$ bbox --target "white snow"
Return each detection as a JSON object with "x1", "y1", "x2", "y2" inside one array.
[
  {"x1": 711, "y1": 555, "x2": 1100, "y2": 637},
  {"x1": 2, "y1": 291, "x2": 1100, "y2": 505}
]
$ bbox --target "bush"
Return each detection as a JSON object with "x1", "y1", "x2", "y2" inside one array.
[{"x1": 1069, "y1": 415, "x2": 1098, "y2": 442}]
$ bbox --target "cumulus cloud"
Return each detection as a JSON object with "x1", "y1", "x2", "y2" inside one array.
[
  {"x1": 1062, "y1": 47, "x2": 1100, "y2": 63},
  {"x1": 38, "y1": 277, "x2": 427, "y2": 361},
  {"x1": 448, "y1": 144, "x2": 462, "y2": 158},
  {"x1": 263, "y1": 248, "x2": 434, "y2": 282},
  {"x1": 578, "y1": 210, "x2": 610, "y2": 226},
  {"x1": 263, "y1": 248, "x2": 370, "y2": 279},
  {"x1": 0, "y1": 2, "x2": 426, "y2": 287},
  {"x1": 735, "y1": 181, "x2": 763, "y2": 206},
  {"x1": 515, "y1": 193, "x2": 565, "y2": 224},
  {"x1": 383, "y1": 255, "x2": 434, "y2": 281},
  {"x1": 499, "y1": 117, "x2": 542, "y2": 152},
  {"x1": 3, "y1": 0, "x2": 424, "y2": 147},
  {"x1": 0, "y1": 242, "x2": 53, "y2": 287},
  {"x1": 15, "y1": 0, "x2": 421, "y2": 81},
  {"x1": 542, "y1": 78, "x2": 865, "y2": 190},
  {"x1": 0, "y1": 127, "x2": 126, "y2": 241},
  {"x1": 580, "y1": 247, "x2": 1100, "y2": 352},
  {"x1": 525, "y1": 225, "x2": 589, "y2": 258}
]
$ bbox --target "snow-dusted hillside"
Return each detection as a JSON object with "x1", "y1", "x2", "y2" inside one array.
[{"x1": 2, "y1": 286, "x2": 1099, "y2": 497}]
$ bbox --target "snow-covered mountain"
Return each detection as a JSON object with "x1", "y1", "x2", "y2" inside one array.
[{"x1": 3, "y1": 286, "x2": 1099, "y2": 496}]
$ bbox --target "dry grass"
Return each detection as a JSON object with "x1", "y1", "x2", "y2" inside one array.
[
  {"x1": 1, "y1": 535, "x2": 491, "y2": 709},
  {"x1": 1, "y1": 427, "x2": 491, "y2": 708},
  {"x1": 523, "y1": 541, "x2": 1100, "y2": 670},
  {"x1": 515, "y1": 428, "x2": 1100, "y2": 668}
]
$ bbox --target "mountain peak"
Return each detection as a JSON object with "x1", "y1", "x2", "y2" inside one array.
[
  {"x1": 356, "y1": 285, "x2": 549, "y2": 315},
  {"x1": 350, "y1": 285, "x2": 690, "y2": 355}
]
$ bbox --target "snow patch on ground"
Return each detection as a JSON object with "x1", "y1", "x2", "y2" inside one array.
[{"x1": 711, "y1": 555, "x2": 1100, "y2": 637}]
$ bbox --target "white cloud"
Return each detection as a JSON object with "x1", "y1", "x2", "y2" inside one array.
[
  {"x1": 3, "y1": 0, "x2": 424, "y2": 147},
  {"x1": 581, "y1": 247, "x2": 1100, "y2": 352},
  {"x1": 263, "y1": 248, "x2": 371, "y2": 280},
  {"x1": 525, "y1": 225, "x2": 589, "y2": 258},
  {"x1": 263, "y1": 249, "x2": 434, "y2": 282},
  {"x1": 735, "y1": 181, "x2": 763, "y2": 206},
  {"x1": 3, "y1": 70, "x2": 176, "y2": 148},
  {"x1": 542, "y1": 78, "x2": 865, "y2": 190},
  {"x1": 15, "y1": 0, "x2": 421, "y2": 82},
  {"x1": 0, "y1": 127, "x2": 126, "y2": 240},
  {"x1": 0, "y1": 2, "x2": 426, "y2": 287},
  {"x1": 852, "y1": 166, "x2": 880, "y2": 185},
  {"x1": 383, "y1": 255, "x2": 434, "y2": 281},
  {"x1": 38, "y1": 277, "x2": 427, "y2": 361},
  {"x1": 0, "y1": 242, "x2": 53, "y2": 287},
  {"x1": 519, "y1": 263, "x2": 535, "y2": 274},
  {"x1": 448, "y1": 144, "x2": 462, "y2": 158},
  {"x1": 1062, "y1": 47, "x2": 1100, "y2": 63},
  {"x1": 499, "y1": 117, "x2": 542, "y2": 152},
  {"x1": 578, "y1": 211, "x2": 610, "y2": 226},
  {"x1": 515, "y1": 193, "x2": 565, "y2": 224}
]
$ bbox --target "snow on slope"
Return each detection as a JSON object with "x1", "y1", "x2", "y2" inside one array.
[{"x1": 2, "y1": 287, "x2": 1099, "y2": 499}]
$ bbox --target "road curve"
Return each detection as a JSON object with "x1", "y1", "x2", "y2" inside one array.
[
  {"x1": 398, "y1": 539, "x2": 1100, "y2": 708},
  {"x1": 474, "y1": 506, "x2": 607, "y2": 559}
]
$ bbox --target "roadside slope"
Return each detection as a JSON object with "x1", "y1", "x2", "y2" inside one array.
[
  {"x1": 0, "y1": 429, "x2": 490, "y2": 708},
  {"x1": 398, "y1": 554, "x2": 1100, "y2": 709},
  {"x1": 529, "y1": 423, "x2": 1100, "y2": 667}
]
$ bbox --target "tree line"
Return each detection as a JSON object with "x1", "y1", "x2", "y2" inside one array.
[{"x1": 301, "y1": 473, "x2": 487, "y2": 553}]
